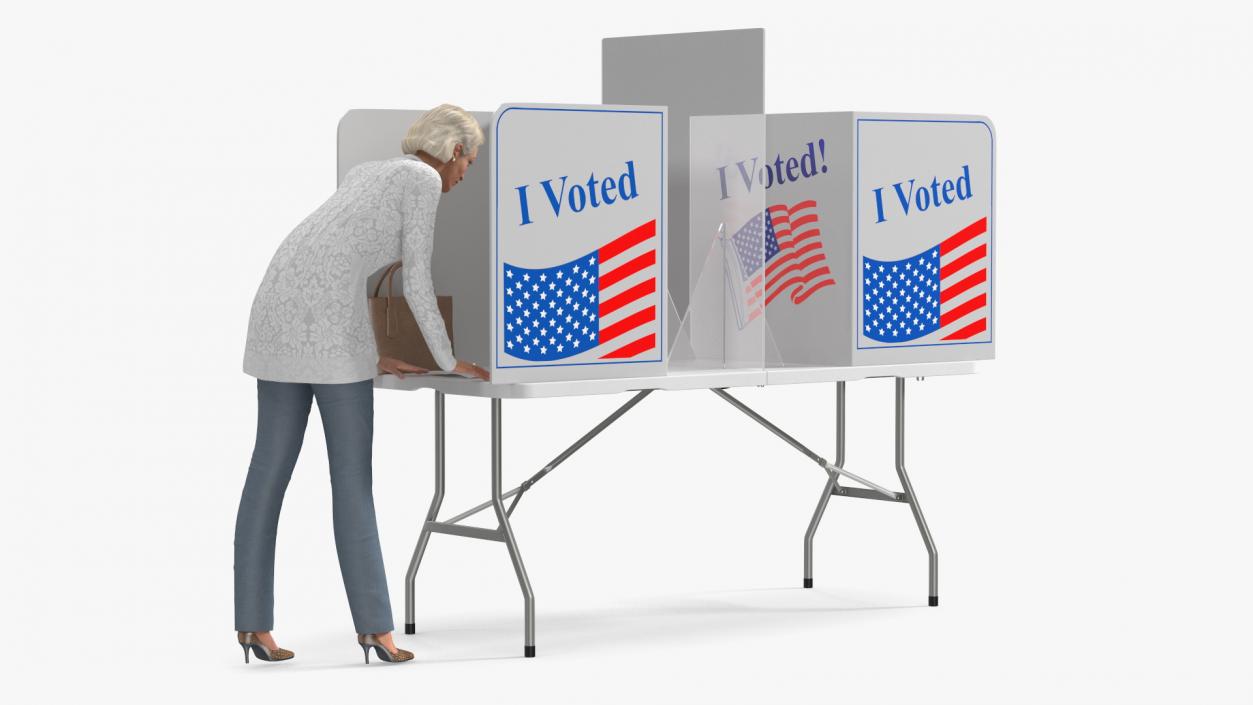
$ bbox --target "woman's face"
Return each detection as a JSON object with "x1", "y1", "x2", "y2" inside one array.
[{"x1": 441, "y1": 145, "x2": 477, "y2": 193}]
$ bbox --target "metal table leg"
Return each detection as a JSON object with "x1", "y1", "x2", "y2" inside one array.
[
  {"x1": 895, "y1": 377, "x2": 939, "y2": 606},
  {"x1": 714, "y1": 380, "x2": 938, "y2": 606},
  {"x1": 803, "y1": 381, "x2": 845, "y2": 588},
  {"x1": 490, "y1": 398, "x2": 537, "y2": 657},
  {"x1": 404, "y1": 391, "x2": 445, "y2": 635},
  {"x1": 402, "y1": 391, "x2": 648, "y2": 657}
]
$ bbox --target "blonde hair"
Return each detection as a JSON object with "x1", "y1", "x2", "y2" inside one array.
[{"x1": 401, "y1": 104, "x2": 484, "y2": 162}]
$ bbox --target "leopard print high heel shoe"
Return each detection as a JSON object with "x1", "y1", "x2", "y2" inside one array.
[
  {"x1": 238, "y1": 631, "x2": 294, "y2": 663},
  {"x1": 358, "y1": 633, "x2": 414, "y2": 664}
]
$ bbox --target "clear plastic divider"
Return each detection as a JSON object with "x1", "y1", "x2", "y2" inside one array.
[{"x1": 674, "y1": 114, "x2": 767, "y2": 373}]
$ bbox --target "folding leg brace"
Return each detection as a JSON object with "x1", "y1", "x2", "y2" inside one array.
[
  {"x1": 712, "y1": 377, "x2": 939, "y2": 606},
  {"x1": 403, "y1": 389, "x2": 654, "y2": 657}
]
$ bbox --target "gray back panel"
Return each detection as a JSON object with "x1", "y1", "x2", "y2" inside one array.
[{"x1": 602, "y1": 28, "x2": 765, "y2": 340}]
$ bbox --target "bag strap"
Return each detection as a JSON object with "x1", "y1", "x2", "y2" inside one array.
[
  {"x1": 373, "y1": 262, "x2": 406, "y2": 339},
  {"x1": 372, "y1": 261, "x2": 404, "y2": 298}
]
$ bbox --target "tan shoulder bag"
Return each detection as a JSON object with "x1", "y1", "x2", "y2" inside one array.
[{"x1": 368, "y1": 261, "x2": 454, "y2": 370}]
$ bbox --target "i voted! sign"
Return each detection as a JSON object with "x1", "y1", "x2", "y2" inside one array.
[{"x1": 490, "y1": 104, "x2": 667, "y2": 382}]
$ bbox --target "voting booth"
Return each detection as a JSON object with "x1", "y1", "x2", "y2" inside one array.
[
  {"x1": 337, "y1": 49, "x2": 994, "y2": 384},
  {"x1": 336, "y1": 29, "x2": 995, "y2": 658},
  {"x1": 685, "y1": 112, "x2": 996, "y2": 368},
  {"x1": 339, "y1": 104, "x2": 667, "y2": 384}
]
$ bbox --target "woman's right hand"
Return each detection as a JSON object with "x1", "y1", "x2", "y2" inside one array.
[
  {"x1": 454, "y1": 359, "x2": 490, "y2": 381},
  {"x1": 378, "y1": 356, "x2": 429, "y2": 378}
]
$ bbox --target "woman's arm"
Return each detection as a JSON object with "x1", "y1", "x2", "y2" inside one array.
[{"x1": 399, "y1": 169, "x2": 458, "y2": 372}]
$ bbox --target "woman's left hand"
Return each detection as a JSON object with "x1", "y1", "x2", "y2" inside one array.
[{"x1": 378, "y1": 357, "x2": 429, "y2": 378}]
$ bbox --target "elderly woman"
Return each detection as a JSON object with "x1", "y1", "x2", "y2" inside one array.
[{"x1": 235, "y1": 104, "x2": 489, "y2": 665}]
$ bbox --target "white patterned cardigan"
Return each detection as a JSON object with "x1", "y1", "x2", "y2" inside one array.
[{"x1": 242, "y1": 155, "x2": 456, "y2": 383}]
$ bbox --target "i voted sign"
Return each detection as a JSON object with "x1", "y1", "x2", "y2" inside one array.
[
  {"x1": 856, "y1": 118, "x2": 994, "y2": 349},
  {"x1": 515, "y1": 160, "x2": 641, "y2": 226},
  {"x1": 871, "y1": 164, "x2": 974, "y2": 224},
  {"x1": 490, "y1": 104, "x2": 667, "y2": 382}
]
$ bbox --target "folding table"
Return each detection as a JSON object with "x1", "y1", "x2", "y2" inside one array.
[{"x1": 376, "y1": 360, "x2": 971, "y2": 657}]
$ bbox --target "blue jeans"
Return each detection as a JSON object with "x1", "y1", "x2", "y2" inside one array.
[{"x1": 234, "y1": 378, "x2": 394, "y2": 634}]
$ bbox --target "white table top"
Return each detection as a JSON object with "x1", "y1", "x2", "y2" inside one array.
[{"x1": 374, "y1": 359, "x2": 978, "y2": 399}]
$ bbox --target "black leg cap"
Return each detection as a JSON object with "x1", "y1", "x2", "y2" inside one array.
[
  {"x1": 404, "y1": 623, "x2": 415, "y2": 635},
  {"x1": 929, "y1": 596, "x2": 939, "y2": 607},
  {"x1": 524, "y1": 645, "x2": 536, "y2": 658},
  {"x1": 803, "y1": 578, "x2": 813, "y2": 588}
]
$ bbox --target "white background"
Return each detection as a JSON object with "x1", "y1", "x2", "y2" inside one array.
[{"x1": 3, "y1": 2, "x2": 1250, "y2": 703}]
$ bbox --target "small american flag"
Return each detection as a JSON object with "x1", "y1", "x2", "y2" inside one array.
[
  {"x1": 502, "y1": 220, "x2": 659, "y2": 362},
  {"x1": 727, "y1": 199, "x2": 837, "y2": 327},
  {"x1": 862, "y1": 216, "x2": 989, "y2": 342}
]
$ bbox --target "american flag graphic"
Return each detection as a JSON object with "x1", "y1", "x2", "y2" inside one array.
[
  {"x1": 502, "y1": 219, "x2": 659, "y2": 362},
  {"x1": 862, "y1": 216, "x2": 990, "y2": 343},
  {"x1": 727, "y1": 200, "x2": 837, "y2": 327}
]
